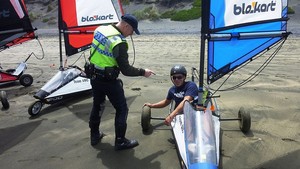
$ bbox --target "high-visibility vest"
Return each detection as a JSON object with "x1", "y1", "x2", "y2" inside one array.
[{"x1": 90, "y1": 25, "x2": 127, "y2": 68}]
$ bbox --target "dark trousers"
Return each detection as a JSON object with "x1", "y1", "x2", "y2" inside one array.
[{"x1": 89, "y1": 77, "x2": 128, "y2": 139}]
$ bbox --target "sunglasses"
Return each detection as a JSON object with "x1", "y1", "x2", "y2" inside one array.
[{"x1": 172, "y1": 75, "x2": 184, "y2": 80}]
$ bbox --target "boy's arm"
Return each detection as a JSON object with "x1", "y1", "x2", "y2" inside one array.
[
  {"x1": 164, "y1": 95, "x2": 194, "y2": 126},
  {"x1": 144, "y1": 99, "x2": 171, "y2": 108}
]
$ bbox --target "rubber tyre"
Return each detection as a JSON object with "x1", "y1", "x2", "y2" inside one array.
[
  {"x1": 28, "y1": 101, "x2": 43, "y2": 116},
  {"x1": 19, "y1": 74, "x2": 33, "y2": 87},
  {"x1": 238, "y1": 107, "x2": 251, "y2": 133},
  {"x1": 218, "y1": 129, "x2": 223, "y2": 169},
  {"x1": 0, "y1": 91, "x2": 9, "y2": 109},
  {"x1": 141, "y1": 106, "x2": 151, "y2": 131}
]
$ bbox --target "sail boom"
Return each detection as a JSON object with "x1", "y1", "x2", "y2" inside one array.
[
  {"x1": 209, "y1": 34, "x2": 232, "y2": 41},
  {"x1": 0, "y1": 29, "x2": 24, "y2": 35},
  {"x1": 0, "y1": 28, "x2": 37, "y2": 35},
  {"x1": 210, "y1": 18, "x2": 289, "y2": 33},
  {"x1": 210, "y1": 31, "x2": 287, "y2": 41},
  {"x1": 239, "y1": 31, "x2": 288, "y2": 39},
  {"x1": 62, "y1": 30, "x2": 94, "y2": 34}
]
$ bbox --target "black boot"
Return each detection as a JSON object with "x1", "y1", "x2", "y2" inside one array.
[
  {"x1": 89, "y1": 121, "x2": 103, "y2": 146},
  {"x1": 115, "y1": 124, "x2": 139, "y2": 150},
  {"x1": 90, "y1": 131, "x2": 104, "y2": 146},
  {"x1": 115, "y1": 137, "x2": 139, "y2": 150}
]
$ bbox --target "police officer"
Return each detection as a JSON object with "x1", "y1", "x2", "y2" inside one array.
[
  {"x1": 89, "y1": 14, "x2": 155, "y2": 150},
  {"x1": 144, "y1": 65, "x2": 198, "y2": 126}
]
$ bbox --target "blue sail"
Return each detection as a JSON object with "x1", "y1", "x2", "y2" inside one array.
[{"x1": 207, "y1": 0, "x2": 289, "y2": 84}]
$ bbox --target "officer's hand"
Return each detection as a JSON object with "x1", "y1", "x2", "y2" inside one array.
[{"x1": 144, "y1": 69, "x2": 155, "y2": 77}]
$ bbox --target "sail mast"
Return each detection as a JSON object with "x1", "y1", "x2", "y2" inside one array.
[
  {"x1": 198, "y1": 0, "x2": 210, "y2": 106},
  {"x1": 58, "y1": 0, "x2": 64, "y2": 70},
  {"x1": 117, "y1": 0, "x2": 124, "y2": 15}
]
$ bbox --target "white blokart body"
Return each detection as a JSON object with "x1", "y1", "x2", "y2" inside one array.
[
  {"x1": 172, "y1": 101, "x2": 220, "y2": 169},
  {"x1": 39, "y1": 68, "x2": 91, "y2": 99},
  {"x1": 141, "y1": 92, "x2": 250, "y2": 168},
  {"x1": 28, "y1": 67, "x2": 91, "y2": 116}
]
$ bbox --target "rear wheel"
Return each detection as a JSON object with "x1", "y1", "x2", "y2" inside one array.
[
  {"x1": 141, "y1": 106, "x2": 151, "y2": 131},
  {"x1": 19, "y1": 74, "x2": 33, "y2": 87},
  {"x1": 0, "y1": 91, "x2": 9, "y2": 109},
  {"x1": 218, "y1": 129, "x2": 223, "y2": 169},
  {"x1": 28, "y1": 101, "x2": 43, "y2": 116},
  {"x1": 238, "y1": 107, "x2": 251, "y2": 133}
]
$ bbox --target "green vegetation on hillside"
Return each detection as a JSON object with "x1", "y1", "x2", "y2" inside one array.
[
  {"x1": 133, "y1": 0, "x2": 202, "y2": 21},
  {"x1": 133, "y1": 5, "x2": 160, "y2": 21}
]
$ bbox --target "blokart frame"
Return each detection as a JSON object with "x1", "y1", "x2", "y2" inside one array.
[
  {"x1": 27, "y1": 65, "x2": 91, "y2": 116},
  {"x1": 141, "y1": 67, "x2": 251, "y2": 168},
  {"x1": 0, "y1": 53, "x2": 34, "y2": 87}
]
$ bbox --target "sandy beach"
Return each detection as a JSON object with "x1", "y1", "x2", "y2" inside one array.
[{"x1": 1, "y1": 2, "x2": 300, "y2": 169}]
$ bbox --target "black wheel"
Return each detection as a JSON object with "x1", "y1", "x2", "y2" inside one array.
[
  {"x1": 238, "y1": 107, "x2": 251, "y2": 133},
  {"x1": 0, "y1": 91, "x2": 9, "y2": 109},
  {"x1": 28, "y1": 101, "x2": 43, "y2": 116},
  {"x1": 141, "y1": 106, "x2": 151, "y2": 131},
  {"x1": 19, "y1": 74, "x2": 33, "y2": 87},
  {"x1": 218, "y1": 129, "x2": 223, "y2": 169}
]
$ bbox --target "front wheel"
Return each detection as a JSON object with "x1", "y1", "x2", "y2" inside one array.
[
  {"x1": 19, "y1": 74, "x2": 33, "y2": 87},
  {"x1": 141, "y1": 106, "x2": 151, "y2": 131},
  {"x1": 238, "y1": 107, "x2": 251, "y2": 133},
  {"x1": 0, "y1": 91, "x2": 9, "y2": 109},
  {"x1": 28, "y1": 101, "x2": 43, "y2": 116}
]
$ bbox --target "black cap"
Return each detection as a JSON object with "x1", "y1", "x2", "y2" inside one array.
[{"x1": 121, "y1": 14, "x2": 140, "y2": 35}]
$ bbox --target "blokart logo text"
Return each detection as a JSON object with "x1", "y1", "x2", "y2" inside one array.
[
  {"x1": 81, "y1": 14, "x2": 114, "y2": 22},
  {"x1": 233, "y1": 1, "x2": 276, "y2": 15},
  {"x1": 0, "y1": 9, "x2": 10, "y2": 18}
]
